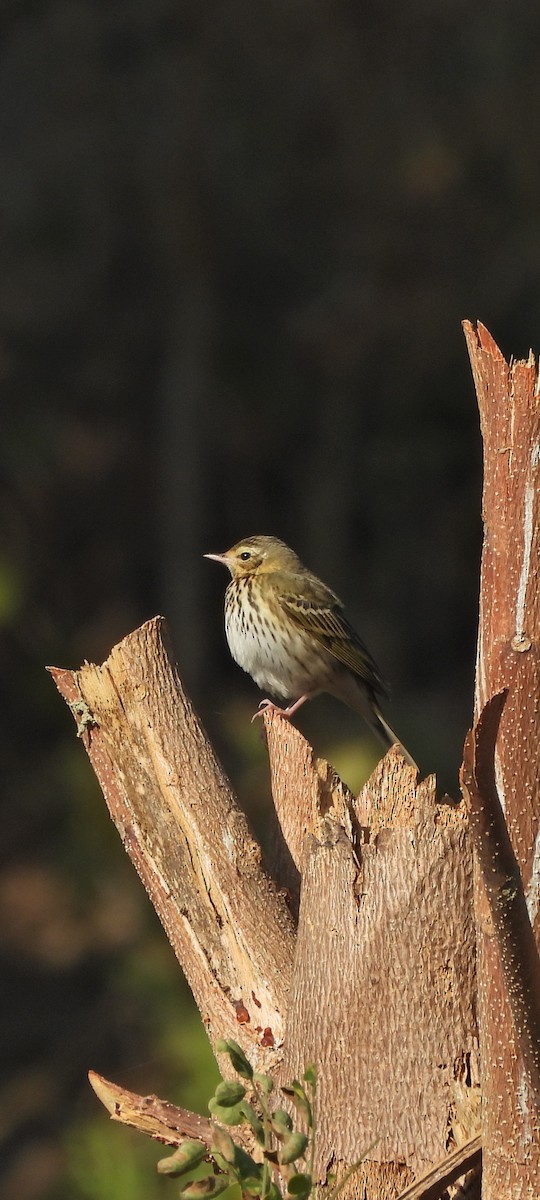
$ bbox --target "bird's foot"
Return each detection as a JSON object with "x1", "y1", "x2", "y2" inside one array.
[
  {"x1": 251, "y1": 699, "x2": 283, "y2": 723},
  {"x1": 251, "y1": 696, "x2": 308, "y2": 723}
]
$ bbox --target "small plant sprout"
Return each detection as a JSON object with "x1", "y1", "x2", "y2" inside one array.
[{"x1": 157, "y1": 1044, "x2": 375, "y2": 1199}]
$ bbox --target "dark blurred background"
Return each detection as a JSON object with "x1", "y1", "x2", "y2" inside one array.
[{"x1": 2, "y1": 1, "x2": 540, "y2": 1196}]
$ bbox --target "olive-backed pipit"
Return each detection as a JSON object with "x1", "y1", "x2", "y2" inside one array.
[{"x1": 205, "y1": 535, "x2": 416, "y2": 767}]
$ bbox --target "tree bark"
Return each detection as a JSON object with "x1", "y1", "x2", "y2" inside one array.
[
  {"x1": 50, "y1": 619, "x2": 295, "y2": 1069},
  {"x1": 461, "y1": 692, "x2": 540, "y2": 1105},
  {"x1": 51, "y1": 617, "x2": 479, "y2": 1199},
  {"x1": 463, "y1": 320, "x2": 540, "y2": 1197},
  {"x1": 279, "y1": 737, "x2": 478, "y2": 1196},
  {"x1": 88, "y1": 1070, "x2": 213, "y2": 1147}
]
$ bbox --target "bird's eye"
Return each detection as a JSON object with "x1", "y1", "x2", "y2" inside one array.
[{"x1": 239, "y1": 551, "x2": 251, "y2": 562}]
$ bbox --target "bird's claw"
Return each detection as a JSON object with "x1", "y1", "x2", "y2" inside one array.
[{"x1": 251, "y1": 699, "x2": 277, "y2": 723}]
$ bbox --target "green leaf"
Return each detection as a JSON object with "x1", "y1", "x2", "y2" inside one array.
[
  {"x1": 241, "y1": 1176, "x2": 268, "y2": 1197},
  {"x1": 302, "y1": 1064, "x2": 317, "y2": 1087},
  {"x1": 253, "y1": 1072, "x2": 273, "y2": 1095},
  {"x1": 209, "y1": 1124, "x2": 260, "y2": 1184},
  {"x1": 156, "y1": 1140, "x2": 207, "y2": 1176},
  {"x1": 239, "y1": 1101, "x2": 264, "y2": 1144},
  {"x1": 210, "y1": 1125, "x2": 236, "y2": 1164},
  {"x1": 180, "y1": 1177, "x2": 230, "y2": 1199},
  {"x1": 281, "y1": 1083, "x2": 312, "y2": 1126},
  {"x1": 212, "y1": 1186, "x2": 242, "y2": 1200},
  {"x1": 234, "y1": 1149, "x2": 261, "y2": 1180},
  {"x1": 215, "y1": 1039, "x2": 254, "y2": 1080},
  {"x1": 213, "y1": 1080, "x2": 247, "y2": 1107},
  {"x1": 266, "y1": 1184, "x2": 283, "y2": 1200},
  {"x1": 208, "y1": 1098, "x2": 245, "y2": 1126},
  {"x1": 287, "y1": 1172, "x2": 312, "y2": 1198},
  {"x1": 279, "y1": 1132, "x2": 308, "y2": 1165},
  {"x1": 271, "y1": 1109, "x2": 293, "y2": 1136}
]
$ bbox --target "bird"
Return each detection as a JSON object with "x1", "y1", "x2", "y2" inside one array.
[{"x1": 205, "y1": 535, "x2": 416, "y2": 768}]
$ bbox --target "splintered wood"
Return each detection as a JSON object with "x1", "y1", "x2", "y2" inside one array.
[
  {"x1": 266, "y1": 715, "x2": 479, "y2": 1195},
  {"x1": 50, "y1": 619, "x2": 295, "y2": 1072},
  {"x1": 53, "y1": 558, "x2": 485, "y2": 1196}
]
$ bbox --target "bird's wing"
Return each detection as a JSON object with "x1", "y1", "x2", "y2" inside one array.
[{"x1": 278, "y1": 575, "x2": 388, "y2": 697}]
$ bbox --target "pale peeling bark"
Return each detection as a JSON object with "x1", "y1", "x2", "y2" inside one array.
[
  {"x1": 50, "y1": 618, "x2": 295, "y2": 1070},
  {"x1": 463, "y1": 320, "x2": 540, "y2": 1197}
]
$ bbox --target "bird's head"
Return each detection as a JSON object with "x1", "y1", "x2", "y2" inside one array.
[{"x1": 205, "y1": 536, "x2": 302, "y2": 579}]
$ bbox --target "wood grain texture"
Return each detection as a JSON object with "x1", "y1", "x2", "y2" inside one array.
[
  {"x1": 53, "y1": 619, "x2": 480, "y2": 1198},
  {"x1": 461, "y1": 694, "x2": 540, "y2": 1106},
  {"x1": 463, "y1": 320, "x2": 540, "y2": 1196},
  {"x1": 88, "y1": 1071, "x2": 213, "y2": 1147},
  {"x1": 50, "y1": 617, "x2": 295, "y2": 1068},
  {"x1": 395, "y1": 1134, "x2": 481, "y2": 1199},
  {"x1": 265, "y1": 710, "x2": 356, "y2": 871},
  {"x1": 266, "y1": 718, "x2": 479, "y2": 1185}
]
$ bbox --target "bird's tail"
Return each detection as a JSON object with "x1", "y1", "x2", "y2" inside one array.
[
  {"x1": 330, "y1": 675, "x2": 418, "y2": 770},
  {"x1": 368, "y1": 706, "x2": 418, "y2": 771}
]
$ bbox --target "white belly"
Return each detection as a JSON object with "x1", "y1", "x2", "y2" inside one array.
[{"x1": 224, "y1": 581, "x2": 329, "y2": 701}]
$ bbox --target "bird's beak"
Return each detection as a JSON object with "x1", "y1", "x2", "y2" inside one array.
[{"x1": 204, "y1": 552, "x2": 229, "y2": 566}]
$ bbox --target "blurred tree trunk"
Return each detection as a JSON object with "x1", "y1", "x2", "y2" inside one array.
[
  {"x1": 157, "y1": 272, "x2": 213, "y2": 690},
  {"x1": 463, "y1": 321, "x2": 540, "y2": 1197},
  {"x1": 151, "y1": 39, "x2": 214, "y2": 693}
]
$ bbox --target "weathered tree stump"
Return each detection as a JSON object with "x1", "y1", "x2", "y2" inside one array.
[
  {"x1": 49, "y1": 322, "x2": 540, "y2": 1198},
  {"x1": 51, "y1": 619, "x2": 478, "y2": 1200}
]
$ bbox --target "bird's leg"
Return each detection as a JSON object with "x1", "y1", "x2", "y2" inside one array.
[{"x1": 251, "y1": 695, "x2": 310, "y2": 723}]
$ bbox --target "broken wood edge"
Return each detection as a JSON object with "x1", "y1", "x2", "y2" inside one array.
[
  {"x1": 264, "y1": 708, "x2": 449, "y2": 877},
  {"x1": 88, "y1": 1070, "x2": 213, "y2": 1147},
  {"x1": 88, "y1": 1068, "x2": 481, "y2": 1200},
  {"x1": 461, "y1": 691, "x2": 540, "y2": 1107},
  {"x1": 52, "y1": 619, "x2": 479, "y2": 1190},
  {"x1": 49, "y1": 618, "x2": 295, "y2": 1060},
  {"x1": 263, "y1": 709, "x2": 356, "y2": 878},
  {"x1": 462, "y1": 318, "x2": 506, "y2": 363},
  {"x1": 395, "y1": 1134, "x2": 482, "y2": 1200}
]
